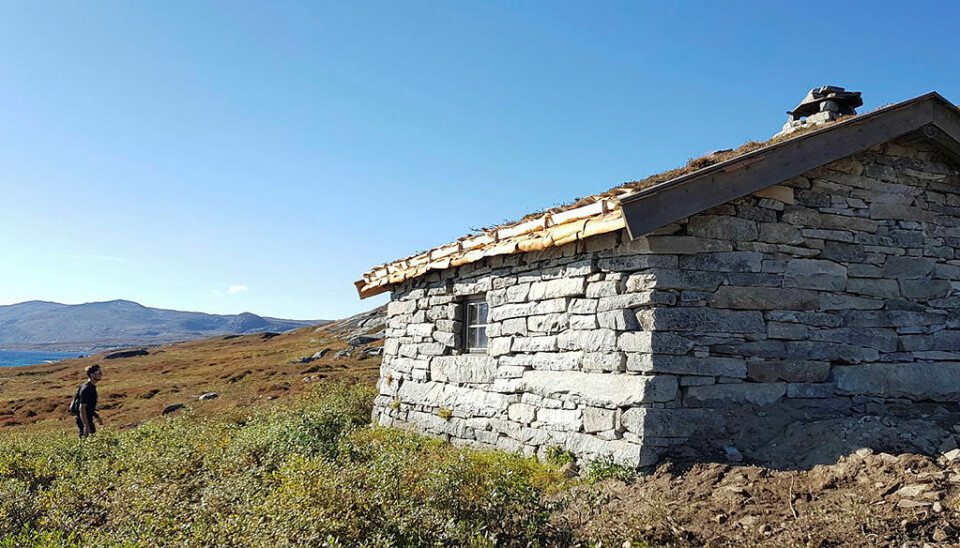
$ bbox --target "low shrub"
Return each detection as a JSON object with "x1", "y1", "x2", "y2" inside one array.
[
  {"x1": 0, "y1": 382, "x2": 573, "y2": 547},
  {"x1": 585, "y1": 457, "x2": 637, "y2": 483}
]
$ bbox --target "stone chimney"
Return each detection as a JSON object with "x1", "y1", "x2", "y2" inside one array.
[{"x1": 775, "y1": 86, "x2": 863, "y2": 138}]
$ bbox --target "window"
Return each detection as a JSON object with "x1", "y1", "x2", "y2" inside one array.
[{"x1": 464, "y1": 299, "x2": 489, "y2": 352}]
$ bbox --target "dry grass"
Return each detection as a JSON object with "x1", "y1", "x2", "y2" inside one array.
[
  {"x1": 501, "y1": 116, "x2": 853, "y2": 230},
  {"x1": 0, "y1": 318, "x2": 381, "y2": 434}
]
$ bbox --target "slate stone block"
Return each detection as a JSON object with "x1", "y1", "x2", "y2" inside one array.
[
  {"x1": 784, "y1": 259, "x2": 848, "y2": 291},
  {"x1": 834, "y1": 362, "x2": 960, "y2": 401},
  {"x1": 711, "y1": 286, "x2": 819, "y2": 311},
  {"x1": 683, "y1": 383, "x2": 786, "y2": 407},
  {"x1": 638, "y1": 308, "x2": 766, "y2": 333},
  {"x1": 678, "y1": 252, "x2": 763, "y2": 273},
  {"x1": 626, "y1": 354, "x2": 747, "y2": 378},
  {"x1": 745, "y1": 360, "x2": 831, "y2": 383},
  {"x1": 687, "y1": 215, "x2": 758, "y2": 240}
]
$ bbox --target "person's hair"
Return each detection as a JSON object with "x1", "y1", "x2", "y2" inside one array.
[{"x1": 85, "y1": 364, "x2": 101, "y2": 377}]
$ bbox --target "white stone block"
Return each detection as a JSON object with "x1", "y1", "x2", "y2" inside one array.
[
  {"x1": 511, "y1": 335, "x2": 559, "y2": 352},
  {"x1": 582, "y1": 407, "x2": 617, "y2": 433},
  {"x1": 536, "y1": 407, "x2": 583, "y2": 431},
  {"x1": 557, "y1": 329, "x2": 617, "y2": 352},
  {"x1": 520, "y1": 370, "x2": 678, "y2": 408},
  {"x1": 528, "y1": 277, "x2": 587, "y2": 300}
]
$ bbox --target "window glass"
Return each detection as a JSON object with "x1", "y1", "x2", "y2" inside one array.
[{"x1": 464, "y1": 300, "x2": 488, "y2": 352}]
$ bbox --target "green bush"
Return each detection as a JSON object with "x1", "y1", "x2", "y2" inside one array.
[
  {"x1": 0, "y1": 382, "x2": 573, "y2": 547},
  {"x1": 584, "y1": 457, "x2": 637, "y2": 483}
]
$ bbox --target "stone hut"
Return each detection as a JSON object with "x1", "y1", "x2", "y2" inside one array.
[{"x1": 355, "y1": 90, "x2": 960, "y2": 467}]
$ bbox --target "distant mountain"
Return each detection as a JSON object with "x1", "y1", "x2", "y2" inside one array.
[{"x1": 0, "y1": 300, "x2": 326, "y2": 351}]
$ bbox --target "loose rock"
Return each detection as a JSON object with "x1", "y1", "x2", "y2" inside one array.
[{"x1": 162, "y1": 404, "x2": 186, "y2": 415}]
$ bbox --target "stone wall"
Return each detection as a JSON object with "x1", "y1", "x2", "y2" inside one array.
[{"x1": 373, "y1": 136, "x2": 960, "y2": 467}]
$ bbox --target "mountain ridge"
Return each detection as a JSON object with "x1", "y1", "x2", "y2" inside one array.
[{"x1": 0, "y1": 299, "x2": 326, "y2": 352}]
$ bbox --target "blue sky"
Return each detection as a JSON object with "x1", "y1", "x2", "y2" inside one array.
[{"x1": 0, "y1": 2, "x2": 957, "y2": 320}]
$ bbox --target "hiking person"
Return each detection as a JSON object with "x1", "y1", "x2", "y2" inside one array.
[{"x1": 75, "y1": 364, "x2": 104, "y2": 438}]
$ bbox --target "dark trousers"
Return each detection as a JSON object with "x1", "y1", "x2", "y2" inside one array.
[{"x1": 76, "y1": 415, "x2": 96, "y2": 438}]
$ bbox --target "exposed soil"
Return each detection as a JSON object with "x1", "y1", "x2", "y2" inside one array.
[
  {"x1": 566, "y1": 451, "x2": 960, "y2": 547},
  {"x1": 560, "y1": 403, "x2": 960, "y2": 547}
]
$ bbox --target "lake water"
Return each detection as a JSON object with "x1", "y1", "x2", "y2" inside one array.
[{"x1": 0, "y1": 350, "x2": 84, "y2": 368}]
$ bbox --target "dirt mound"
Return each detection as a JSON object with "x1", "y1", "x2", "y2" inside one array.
[
  {"x1": 651, "y1": 401, "x2": 960, "y2": 472},
  {"x1": 566, "y1": 451, "x2": 960, "y2": 546}
]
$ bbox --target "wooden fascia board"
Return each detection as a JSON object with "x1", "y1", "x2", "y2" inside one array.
[
  {"x1": 355, "y1": 279, "x2": 391, "y2": 299},
  {"x1": 620, "y1": 93, "x2": 960, "y2": 240}
]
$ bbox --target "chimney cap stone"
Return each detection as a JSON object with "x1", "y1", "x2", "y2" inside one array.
[
  {"x1": 787, "y1": 85, "x2": 863, "y2": 120},
  {"x1": 775, "y1": 85, "x2": 863, "y2": 138}
]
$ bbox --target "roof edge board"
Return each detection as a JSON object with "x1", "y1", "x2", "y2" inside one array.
[{"x1": 622, "y1": 93, "x2": 960, "y2": 240}]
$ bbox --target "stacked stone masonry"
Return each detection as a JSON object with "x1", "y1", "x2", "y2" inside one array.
[{"x1": 373, "y1": 136, "x2": 960, "y2": 468}]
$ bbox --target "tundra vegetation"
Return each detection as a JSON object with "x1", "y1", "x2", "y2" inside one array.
[
  {"x1": 8, "y1": 380, "x2": 960, "y2": 548},
  {"x1": 0, "y1": 382, "x2": 582, "y2": 547},
  {"x1": 5, "y1": 309, "x2": 960, "y2": 546}
]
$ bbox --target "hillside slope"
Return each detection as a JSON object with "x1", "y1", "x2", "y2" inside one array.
[
  {"x1": 0, "y1": 306, "x2": 384, "y2": 431},
  {"x1": 0, "y1": 299, "x2": 325, "y2": 351},
  {"x1": 6, "y1": 304, "x2": 960, "y2": 546}
]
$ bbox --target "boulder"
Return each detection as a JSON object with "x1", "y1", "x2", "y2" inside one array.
[
  {"x1": 199, "y1": 392, "x2": 219, "y2": 401},
  {"x1": 162, "y1": 404, "x2": 186, "y2": 415},
  {"x1": 105, "y1": 348, "x2": 149, "y2": 360}
]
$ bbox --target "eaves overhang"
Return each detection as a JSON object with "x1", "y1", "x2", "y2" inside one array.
[{"x1": 619, "y1": 92, "x2": 960, "y2": 239}]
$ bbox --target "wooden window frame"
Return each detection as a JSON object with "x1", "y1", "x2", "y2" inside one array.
[{"x1": 463, "y1": 298, "x2": 489, "y2": 354}]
